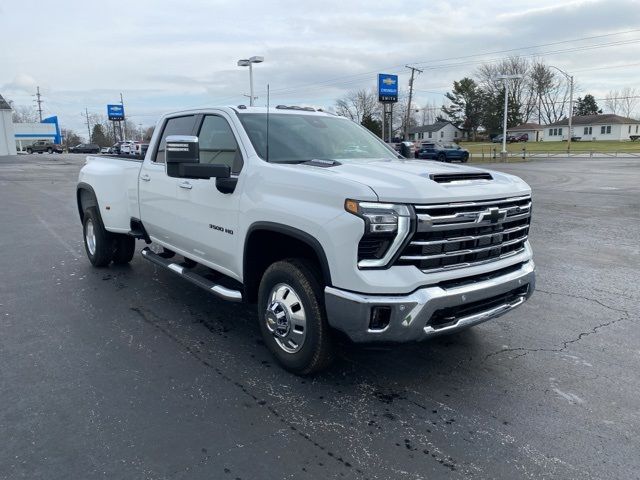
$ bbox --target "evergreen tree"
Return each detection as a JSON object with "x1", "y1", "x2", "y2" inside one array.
[
  {"x1": 91, "y1": 124, "x2": 109, "y2": 146},
  {"x1": 441, "y1": 77, "x2": 483, "y2": 139},
  {"x1": 575, "y1": 94, "x2": 602, "y2": 116},
  {"x1": 361, "y1": 114, "x2": 382, "y2": 137}
]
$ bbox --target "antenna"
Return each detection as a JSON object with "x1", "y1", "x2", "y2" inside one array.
[
  {"x1": 266, "y1": 84, "x2": 270, "y2": 162},
  {"x1": 33, "y1": 86, "x2": 44, "y2": 122}
]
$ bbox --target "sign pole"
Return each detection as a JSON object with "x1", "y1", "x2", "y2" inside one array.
[{"x1": 381, "y1": 103, "x2": 386, "y2": 141}]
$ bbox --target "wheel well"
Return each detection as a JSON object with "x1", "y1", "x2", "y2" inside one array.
[
  {"x1": 243, "y1": 227, "x2": 331, "y2": 304},
  {"x1": 77, "y1": 185, "x2": 98, "y2": 222}
]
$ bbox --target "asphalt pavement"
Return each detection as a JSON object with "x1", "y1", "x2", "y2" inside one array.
[{"x1": 1, "y1": 153, "x2": 638, "y2": 479}]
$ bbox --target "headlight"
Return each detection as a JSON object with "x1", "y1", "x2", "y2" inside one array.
[{"x1": 345, "y1": 199, "x2": 412, "y2": 268}]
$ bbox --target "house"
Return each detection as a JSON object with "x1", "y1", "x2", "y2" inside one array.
[
  {"x1": 507, "y1": 122, "x2": 544, "y2": 142},
  {"x1": 542, "y1": 114, "x2": 640, "y2": 142},
  {"x1": 408, "y1": 121, "x2": 465, "y2": 143}
]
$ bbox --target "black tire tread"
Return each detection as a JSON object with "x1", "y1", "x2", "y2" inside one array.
[
  {"x1": 83, "y1": 207, "x2": 113, "y2": 267},
  {"x1": 112, "y1": 235, "x2": 136, "y2": 264}
]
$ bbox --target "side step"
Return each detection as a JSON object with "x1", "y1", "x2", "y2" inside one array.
[{"x1": 141, "y1": 248, "x2": 243, "y2": 302}]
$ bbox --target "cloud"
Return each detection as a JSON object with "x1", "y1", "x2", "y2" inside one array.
[{"x1": 1, "y1": 0, "x2": 638, "y2": 132}]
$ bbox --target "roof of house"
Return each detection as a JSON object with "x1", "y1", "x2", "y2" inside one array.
[
  {"x1": 547, "y1": 114, "x2": 640, "y2": 127},
  {"x1": 0, "y1": 94, "x2": 12, "y2": 110},
  {"x1": 507, "y1": 122, "x2": 542, "y2": 131},
  {"x1": 408, "y1": 121, "x2": 460, "y2": 134}
]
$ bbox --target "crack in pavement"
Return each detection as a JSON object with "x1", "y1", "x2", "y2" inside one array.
[{"x1": 484, "y1": 289, "x2": 632, "y2": 361}]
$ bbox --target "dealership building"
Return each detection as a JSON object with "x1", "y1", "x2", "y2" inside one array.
[{"x1": 0, "y1": 93, "x2": 63, "y2": 154}]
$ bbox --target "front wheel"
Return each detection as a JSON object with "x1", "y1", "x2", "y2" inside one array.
[
  {"x1": 462, "y1": 153, "x2": 469, "y2": 162},
  {"x1": 47, "y1": 148, "x2": 52, "y2": 154},
  {"x1": 437, "y1": 153, "x2": 446, "y2": 162},
  {"x1": 258, "y1": 259, "x2": 334, "y2": 375},
  {"x1": 26, "y1": 148, "x2": 32, "y2": 154}
]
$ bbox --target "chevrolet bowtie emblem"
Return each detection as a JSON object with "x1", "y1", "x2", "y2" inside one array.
[
  {"x1": 477, "y1": 207, "x2": 507, "y2": 224},
  {"x1": 382, "y1": 77, "x2": 396, "y2": 86}
]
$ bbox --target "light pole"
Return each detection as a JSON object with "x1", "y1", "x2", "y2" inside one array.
[
  {"x1": 497, "y1": 74, "x2": 523, "y2": 161},
  {"x1": 237, "y1": 56, "x2": 264, "y2": 106},
  {"x1": 550, "y1": 65, "x2": 574, "y2": 153}
]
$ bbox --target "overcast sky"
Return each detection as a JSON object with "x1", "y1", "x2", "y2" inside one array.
[{"x1": 1, "y1": 0, "x2": 639, "y2": 135}]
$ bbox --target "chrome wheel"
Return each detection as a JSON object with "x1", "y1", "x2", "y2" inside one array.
[
  {"x1": 265, "y1": 283, "x2": 307, "y2": 354},
  {"x1": 85, "y1": 219, "x2": 96, "y2": 256}
]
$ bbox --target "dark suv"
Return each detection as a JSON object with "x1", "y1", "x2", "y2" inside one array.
[
  {"x1": 69, "y1": 144, "x2": 100, "y2": 154},
  {"x1": 26, "y1": 140, "x2": 63, "y2": 154},
  {"x1": 416, "y1": 142, "x2": 469, "y2": 162}
]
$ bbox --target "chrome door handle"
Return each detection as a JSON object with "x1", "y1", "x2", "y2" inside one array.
[
  {"x1": 178, "y1": 181, "x2": 192, "y2": 190},
  {"x1": 140, "y1": 174, "x2": 151, "y2": 182}
]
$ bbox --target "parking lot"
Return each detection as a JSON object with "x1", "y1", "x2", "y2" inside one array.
[{"x1": 1, "y1": 153, "x2": 638, "y2": 479}]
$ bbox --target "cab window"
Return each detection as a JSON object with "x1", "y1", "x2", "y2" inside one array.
[
  {"x1": 198, "y1": 115, "x2": 243, "y2": 174},
  {"x1": 154, "y1": 115, "x2": 196, "y2": 164}
]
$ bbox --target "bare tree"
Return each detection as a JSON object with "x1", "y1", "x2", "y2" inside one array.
[
  {"x1": 604, "y1": 90, "x2": 621, "y2": 115},
  {"x1": 530, "y1": 61, "x2": 570, "y2": 124},
  {"x1": 419, "y1": 100, "x2": 440, "y2": 125},
  {"x1": 477, "y1": 56, "x2": 537, "y2": 124},
  {"x1": 9, "y1": 100, "x2": 39, "y2": 123},
  {"x1": 619, "y1": 87, "x2": 639, "y2": 118},
  {"x1": 335, "y1": 89, "x2": 380, "y2": 124}
]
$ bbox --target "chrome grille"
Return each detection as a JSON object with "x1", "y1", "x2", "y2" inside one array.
[{"x1": 398, "y1": 195, "x2": 531, "y2": 272}]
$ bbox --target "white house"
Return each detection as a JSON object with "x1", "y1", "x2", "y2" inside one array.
[
  {"x1": 543, "y1": 114, "x2": 640, "y2": 142},
  {"x1": 507, "y1": 122, "x2": 544, "y2": 142},
  {"x1": 408, "y1": 121, "x2": 465, "y2": 143}
]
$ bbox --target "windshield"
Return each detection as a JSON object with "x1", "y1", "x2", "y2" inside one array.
[{"x1": 237, "y1": 113, "x2": 397, "y2": 163}]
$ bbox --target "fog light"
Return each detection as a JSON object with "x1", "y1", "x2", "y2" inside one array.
[{"x1": 369, "y1": 306, "x2": 391, "y2": 330}]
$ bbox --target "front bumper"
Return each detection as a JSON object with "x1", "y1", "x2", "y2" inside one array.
[{"x1": 324, "y1": 260, "x2": 535, "y2": 343}]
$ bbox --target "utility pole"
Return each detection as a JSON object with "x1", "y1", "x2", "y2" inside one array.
[
  {"x1": 567, "y1": 75, "x2": 574, "y2": 153},
  {"x1": 82, "y1": 108, "x2": 92, "y2": 142},
  {"x1": 403, "y1": 65, "x2": 423, "y2": 140},
  {"x1": 120, "y1": 93, "x2": 126, "y2": 141},
  {"x1": 33, "y1": 86, "x2": 44, "y2": 122}
]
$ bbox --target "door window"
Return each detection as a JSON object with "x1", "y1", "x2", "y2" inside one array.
[
  {"x1": 154, "y1": 115, "x2": 197, "y2": 163},
  {"x1": 198, "y1": 115, "x2": 243, "y2": 174}
]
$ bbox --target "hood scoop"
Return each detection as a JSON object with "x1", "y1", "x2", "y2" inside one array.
[{"x1": 429, "y1": 172, "x2": 493, "y2": 183}]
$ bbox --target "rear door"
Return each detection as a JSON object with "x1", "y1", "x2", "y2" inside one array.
[{"x1": 138, "y1": 114, "x2": 198, "y2": 248}]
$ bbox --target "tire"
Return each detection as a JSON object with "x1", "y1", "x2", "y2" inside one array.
[
  {"x1": 82, "y1": 207, "x2": 113, "y2": 267},
  {"x1": 112, "y1": 234, "x2": 135, "y2": 264},
  {"x1": 47, "y1": 148, "x2": 52, "y2": 154},
  {"x1": 437, "y1": 153, "x2": 446, "y2": 162},
  {"x1": 462, "y1": 153, "x2": 469, "y2": 163},
  {"x1": 258, "y1": 259, "x2": 334, "y2": 375},
  {"x1": 26, "y1": 148, "x2": 32, "y2": 154}
]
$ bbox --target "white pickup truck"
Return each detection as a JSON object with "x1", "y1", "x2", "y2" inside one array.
[{"x1": 77, "y1": 105, "x2": 535, "y2": 374}]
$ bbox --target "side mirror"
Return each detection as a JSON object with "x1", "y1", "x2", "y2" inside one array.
[{"x1": 165, "y1": 135, "x2": 230, "y2": 179}]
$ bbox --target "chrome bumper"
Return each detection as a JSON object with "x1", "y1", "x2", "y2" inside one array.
[{"x1": 324, "y1": 261, "x2": 535, "y2": 343}]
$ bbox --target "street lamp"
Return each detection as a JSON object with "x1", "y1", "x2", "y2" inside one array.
[
  {"x1": 237, "y1": 56, "x2": 264, "y2": 107},
  {"x1": 549, "y1": 65, "x2": 574, "y2": 153},
  {"x1": 497, "y1": 74, "x2": 524, "y2": 160}
]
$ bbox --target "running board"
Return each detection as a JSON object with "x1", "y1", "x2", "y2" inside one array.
[{"x1": 141, "y1": 248, "x2": 242, "y2": 302}]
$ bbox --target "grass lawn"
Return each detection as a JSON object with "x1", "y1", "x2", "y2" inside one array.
[{"x1": 462, "y1": 140, "x2": 640, "y2": 156}]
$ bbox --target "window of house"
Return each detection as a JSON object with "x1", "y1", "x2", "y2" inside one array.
[
  {"x1": 440, "y1": 131, "x2": 444, "y2": 138},
  {"x1": 549, "y1": 128, "x2": 553, "y2": 136},
  {"x1": 584, "y1": 126, "x2": 592, "y2": 135},
  {"x1": 629, "y1": 125, "x2": 632, "y2": 133},
  {"x1": 428, "y1": 132, "x2": 432, "y2": 138},
  {"x1": 154, "y1": 115, "x2": 197, "y2": 163},
  {"x1": 607, "y1": 125, "x2": 611, "y2": 134},
  {"x1": 601, "y1": 125, "x2": 612, "y2": 134},
  {"x1": 558, "y1": 128, "x2": 563, "y2": 136},
  {"x1": 454, "y1": 131, "x2": 458, "y2": 138},
  {"x1": 636, "y1": 125, "x2": 639, "y2": 133}
]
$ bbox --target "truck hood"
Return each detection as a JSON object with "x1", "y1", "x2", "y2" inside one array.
[{"x1": 323, "y1": 159, "x2": 531, "y2": 203}]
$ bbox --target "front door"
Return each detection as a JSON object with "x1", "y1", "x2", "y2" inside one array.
[{"x1": 174, "y1": 112, "x2": 246, "y2": 278}]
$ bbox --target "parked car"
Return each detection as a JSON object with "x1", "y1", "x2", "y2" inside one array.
[
  {"x1": 69, "y1": 144, "x2": 100, "y2": 154},
  {"x1": 417, "y1": 142, "x2": 469, "y2": 162},
  {"x1": 100, "y1": 147, "x2": 111, "y2": 154},
  {"x1": 77, "y1": 106, "x2": 534, "y2": 374},
  {"x1": 491, "y1": 134, "x2": 516, "y2": 144},
  {"x1": 26, "y1": 140, "x2": 63, "y2": 154},
  {"x1": 514, "y1": 133, "x2": 529, "y2": 142}
]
